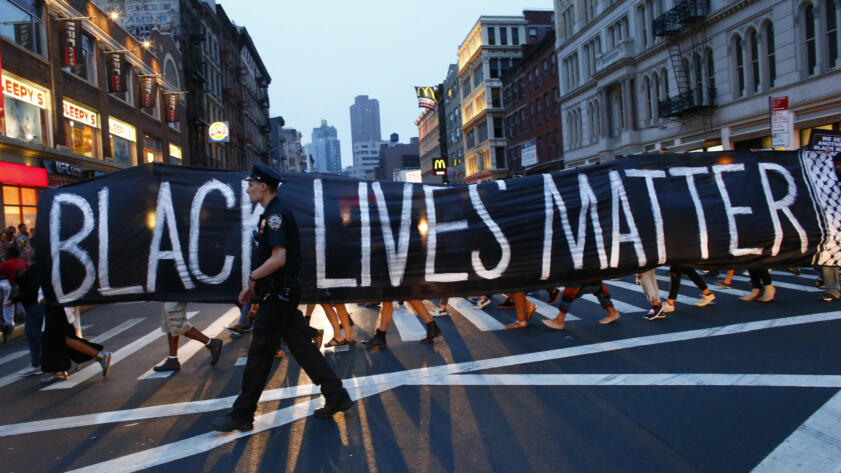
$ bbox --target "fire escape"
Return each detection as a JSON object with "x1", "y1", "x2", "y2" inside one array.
[{"x1": 653, "y1": 0, "x2": 714, "y2": 124}]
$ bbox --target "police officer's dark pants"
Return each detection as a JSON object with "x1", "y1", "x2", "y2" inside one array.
[{"x1": 231, "y1": 299, "x2": 345, "y2": 423}]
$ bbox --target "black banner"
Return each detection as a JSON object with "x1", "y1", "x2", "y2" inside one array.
[
  {"x1": 139, "y1": 76, "x2": 157, "y2": 109},
  {"x1": 63, "y1": 20, "x2": 81, "y2": 68},
  {"x1": 164, "y1": 93, "x2": 178, "y2": 123},
  {"x1": 808, "y1": 129, "x2": 841, "y2": 156},
  {"x1": 34, "y1": 151, "x2": 841, "y2": 306},
  {"x1": 108, "y1": 52, "x2": 128, "y2": 93}
]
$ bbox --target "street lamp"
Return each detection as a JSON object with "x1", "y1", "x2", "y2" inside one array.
[
  {"x1": 109, "y1": 10, "x2": 119, "y2": 20},
  {"x1": 142, "y1": 39, "x2": 151, "y2": 49}
]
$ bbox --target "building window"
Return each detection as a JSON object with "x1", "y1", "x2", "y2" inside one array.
[
  {"x1": 500, "y1": 26, "x2": 508, "y2": 45},
  {"x1": 694, "y1": 53, "x2": 704, "y2": 103},
  {"x1": 2, "y1": 185, "x2": 38, "y2": 230},
  {"x1": 63, "y1": 100, "x2": 101, "y2": 158},
  {"x1": 645, "y1": 77, "x2": 652, "y2": 121},
  {"x1": 584, "y1": 0, "x2": 597, "y2": 22},
  {"x1": 490, "y1": 58, "x2": 499, "y2": 78},
  {"x1": 1, "y1": 74, "x2": 50, "y2": 145},
  {"x1": 562, "y1": 7, "x2": 574, "y2": 39},
  {"x1": 466, "y1": 155, "x2": 477, "y2": 175},
  {"x1": 828, "y1": 0, "x2": 839, "y2": 68},
  {"x1": 69, "y1": 32, "x2": 97, "y2": 84},
  {"x1": 734, "y1": 35, "x2": 745, "y2": 97},
  {"x1": 487, "y1": 26, "x2": 496, "y2": 45},
  {"x1": 750, "y1": 30, "x2": 760, "y2": 92},
  {"x1": 481, "y1": 149, "x2": 491, "y2": 170},
  {"x1": 143, "y1": 134, "x2": 163, "y2": 163},
  {"x1": 168, "y1": 144, "x2": 182, "y2": 165},
  {"x1": 108, "y1": 116, "x2": 136, "y2": 167},
  {"x1": 765, "y1": 23, "x2": 776, "y2": 87},
  {"x1": 512, "y1": 27, "x2": 520, "y2": 45},
  {"x1": 491, "y1": 88, "x2": 501, "y2": 108},
  {"x1": 706, "y1": 49, "x2": 716, "y2": 99},
  {"x1": 805, "y1": 4, "x2": 817, "y2": 75},
  {"x1": 0, "y1": 0, "x2": 42, "y2": 54}
]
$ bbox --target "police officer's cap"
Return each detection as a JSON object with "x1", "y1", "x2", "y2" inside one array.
[{"x1": 245, "y1": 164, "x2": 282, "y2": 187}]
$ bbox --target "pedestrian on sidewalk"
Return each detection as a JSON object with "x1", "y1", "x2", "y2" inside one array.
[
  {"x1": 543, "y1": 282, "x2": 620, "y2": 330},
  {"x1": 152, "y1": 302, "x2": 223, "y2": 372},
  {"x1": 213, "y1": 165, "x2": 351, "y2": 432}
]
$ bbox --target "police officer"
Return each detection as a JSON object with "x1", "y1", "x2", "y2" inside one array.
[{"x1": 213, "y1": 165, "x2": 352, "y2": 432}]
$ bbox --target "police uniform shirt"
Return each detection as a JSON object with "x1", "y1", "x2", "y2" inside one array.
[{"x1": 253, "y1": 196, "x2": 301, "y2": 285}]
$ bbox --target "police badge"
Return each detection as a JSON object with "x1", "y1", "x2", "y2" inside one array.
[{"x1": 268, "y1": 214, "x2": 283, "y2": 231}]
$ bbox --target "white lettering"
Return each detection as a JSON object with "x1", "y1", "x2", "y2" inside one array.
[
  {"x1": 758, "y1": 162, "x2": 808, "y2": 255},
  {"x1": 669, "y1": 166, "x2": 710, "y2": 259},
  {"x1": 424, "y1": 185, "x2": 468, "y2": 282},
  {"x1": 189, "y1": 180, "x2": 236, "y2": 285},
  {"x1": 240, "y1": 181, "x2": 263, "y2": 289},
  {"x1": 372, "y1": 182, "x2": 413, "y2": 286},
  {"x1": 314, "y1": 179, "x2": 357, "y2": 288},
  {"x1": 624, "y1": 169, "x2": 667, "y2": 264},
  {"x1": 147, "y1": 182, "x2": 195, "y2": 292},
  {"x1": 713, "y1": 164, "x2": 762, "y2": 256},
  {"x1": 609, "y1": 171, "x2": 646, "y2": 268},
  {"x1": 542, "y1": 173, "x2": 607, "y2": 279},
  {"x1": 50, "y1": 194, "x2": 96, "y2": 303},
  {"x1": 359, "y1": 182, "x2": 371, "y2": 287},
  {"x1": 469, "y1": 182, "x2": 511, "y2": 279},
  {"x1": 97, "y1": 188, "x2": 143, "y2": 296}
]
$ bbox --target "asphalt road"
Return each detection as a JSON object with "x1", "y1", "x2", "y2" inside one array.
[{"x1": 0, "y1": 268, "x2": 839, "y2": 473}]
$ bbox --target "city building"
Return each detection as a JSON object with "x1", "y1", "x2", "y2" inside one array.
[
  {"x1": 375, "y1": 133, "x2": 419, "y2": 181},
  {"x1": 268, "y1": 115, "x2": 306, "y2": 174},
  {"x1": 349, "y1": 95, "x2": 382, "y2": 178},
  {"x1": 0, "y1": 0, "x2": 186, "y2": 230},
  {"x1": 456, "y1": 11, "x2": 554, "y2": 184},
  {"x1": 554, "y1": 0, "x2": 841, "y2": 167},
  {"x1": 503, "y1": 28, "x2": 563, "y2": 175},
  {"x1": 97, "y1": 0, "x2": 271, "y2": 170},
  {"x1": 442, "y1": 64, "x2": 465, "y2": 183},
  {"x1": 416, "y1": 84, "x2": 448, "y2": 183},
  {"x1": 351, "y1": 140, "x2": 384, "y2": 179},
  {"x1": 309, "y1": 119, "x2": 342, "y2": 174}
]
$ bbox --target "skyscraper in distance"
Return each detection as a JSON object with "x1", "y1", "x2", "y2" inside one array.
[{"x1": 350, "y1": 95, "x2": 383, "y2": 178}]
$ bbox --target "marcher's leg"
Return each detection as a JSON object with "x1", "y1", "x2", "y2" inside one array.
[
  {"x1": 228, "y1": 328, "x2": 280, "y2": 427},
  {"x1": 741, "y1": 270, "x2": 762, "y2": 301},
  {"x1": 408, "y1": 300, "x2": 441, "y2": 344},
  {"x1": 364, "y1": 301, "x2": 391, "y2": 348},
  {"x1": 334, "y1": 304, "x2": 355, "y2": 343},
  {"x1": 684, "y1": 268, "x2": 715, "y2": 306},
  {"x1": 320, "y1": 304, "x2": 345, "y2": 345},
  {"x1": 821, "y1": 266, "x2": 840, "y2": 300},
  {"x1": 595, "y1": 284, "x2": 621, "y2": 324},
  {"x1": 667, "y1": 266, "x2": 681, "y2": 303},
  {"x1": 505, "y1": 292, "x2": 536, "y2": 329},
  {"x1": 23, "y1": 304, "x2": 44, "y2": 370},
  {"x1": 757, "y1": 269, "x2": 775, "y2": 302}
]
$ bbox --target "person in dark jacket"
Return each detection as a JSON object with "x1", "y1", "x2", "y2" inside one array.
[{"x1": 10, "y1": 258, "x2": 44, "y2": 376}]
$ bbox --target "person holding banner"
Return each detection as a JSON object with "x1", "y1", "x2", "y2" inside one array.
[
  {"x1": 363, "y1": 299, "x2": 442, "y2": 349},
  {"x1": 213, "y1": 165, "x2": 352, "y2": 432}
]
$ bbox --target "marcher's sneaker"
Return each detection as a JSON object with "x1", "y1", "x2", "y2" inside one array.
[
  {"x1": 312, "y1": 329, "x2": 324, "y2": 349},
  {"x1": 820, "y1": 293, "x2": 840, "y2": 301},
  {"x1": 646, "y1": 302, "x2": 673, "y2": 320},
  {"x1": 206, "y1": 338, "x2": 223, "y2": 366},
  {"x1": 314, "y1": 393, "x2": 354, "y2": 419},
  {"x1": 19, "y1": 366, "x2": 42, "y2": 377},
  {"x1": 497, "y1": 298, "x2": 515, "y2": 310},
  {"x1": 153, "y1": 357, "x2": 181, "y2": 372},
  {"x1": 212, "y1": 415, "x2": 253, "y2": 432},
  {"x1": 363, "y1": 329, "x2": 387, "y2": 349},
  {"x1": 419, "y1": 321, "x2": 441, "y2": 344},
  {"x1": 98, "y1": 351, "x2": 112, "y2": 378},
  {"x1": 474, "y1": 298, "x2": 491, "y2": 310},
  {"x1": 696, "y1": 292, "x2": 716, "y2": 307},
  {"x1": 547, "y1": 288, "x2": 562, "y2": 305}
]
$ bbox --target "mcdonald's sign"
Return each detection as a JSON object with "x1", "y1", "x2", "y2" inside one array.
[
  {"x1": 414, "y1": 86, "x2": 438, "y2": 110},
  {"x1": 432, "y1": 157, "x2": 447, "y2": 176}
]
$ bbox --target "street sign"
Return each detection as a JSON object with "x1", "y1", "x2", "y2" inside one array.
[
  {"x1": 208, "y1": 121, "x2": 230, "y2": 143},
  {"x1": 770, "y1": 96, "x2": 790, "y2": 149},
  {"x1": 522, "y1": 139, "x2": 537, "y2": 167}
]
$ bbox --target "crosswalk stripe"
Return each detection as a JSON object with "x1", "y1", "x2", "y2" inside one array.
[
  {"x1": 42, "y1": 311, "x2": 200, "y2": 391},
  {"x1": 770, "y1": 270, "x2": 819, "y2": 280},
  {"x1": 392, "y1": 302, "x2": 427, "y2": 341},
  {"x1": 449, "y1": 297, "x2": 507, "y2": 331},
  {"x1": 235, "y1": 356, "x2": 247, "y2": 367},
  {"x1": 0, "y1": 319, "x2": 142, "y2": 390},
  {"x1": 602, "y1": 279, "x2": 693, "y2": 305},
  {"x1": 652, "y1": 274, "x2": 752, "y2": 299},
  {"x1": 729, "y1": 275, "x2": 822, "y2": 293},
  {"x1": 139, "y1": 308, "x2": 239, "y2": 380},
  {"x1": 583, "y1": 293, "x2": 647, "y2": 314},
  {"x1": 527, "y1": 296, "x2": 581, "y2": 321}
]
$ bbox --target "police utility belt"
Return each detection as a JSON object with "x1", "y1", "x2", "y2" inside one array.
[{"x1": 254, "y1": 274, "x2": 300, "y2": 303}]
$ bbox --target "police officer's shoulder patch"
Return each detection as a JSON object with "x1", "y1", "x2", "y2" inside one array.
[{"x1": 267, "y1": 214, "x2": 283, "y2": 231}]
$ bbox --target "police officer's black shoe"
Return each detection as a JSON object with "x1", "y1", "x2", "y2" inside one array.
[
  {"x1": 419, "y1": 321, "x2": 441, "y2": 344},
  {"x1": 212, "y1": 415, "x2": 253, "y2": 432},
  {"x1": 362, "y1": 329, "x2": 387, "y2": 349},
  {"x1": 153, "y1": 357, "x2": 180, "y2": 372},
  {"x1": 314, "y1": 393, "x2": 354, "y2": 419},
  {"x1": 206, "y1": 338, "x2": 223, "y2": 366}
]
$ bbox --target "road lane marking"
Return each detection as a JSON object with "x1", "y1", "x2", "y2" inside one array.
[
  {"x1": 413, "y1": 373, "x2": 841, "y2": 388},
  {"x1": 653, "y1": 274, "x2": 753, "y2": 299},
  {"x1": 6, "y1": 310, "x2": 841, "y2": 439},
  {"x1": 138, "y1": 308, "x2": 239, "y2": 380},
  {"x1": 603, "y1": 279, "x2": 701, "y2": 305},
  {"x1": 751, "y1": 389, "x2": 841, "y2": 473},
  {"x1": 41, "y1": 312, "x2": 199, "y2": 391},
  {"x1": 449, "y1": 297, "x2": 507, "y2": 331},
  {"x1": 0, "y1": 319, "x2": 141, "y2": 390},
  {"x1": 729, "y1": 274, "x2": 823, "y2": 293},
  {"x1": 392, "y1": 302, "x2": 427, "y2": 341}
]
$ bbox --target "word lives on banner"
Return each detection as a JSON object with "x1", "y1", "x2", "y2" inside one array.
[{"x1": 34, "y1": 151, "x2": 841, "y2": 305}]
